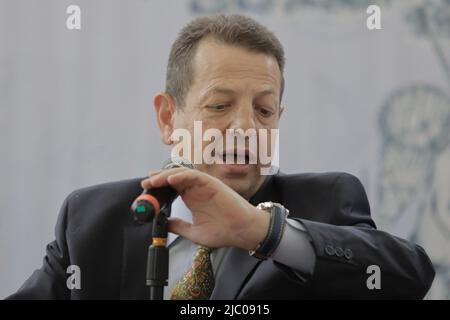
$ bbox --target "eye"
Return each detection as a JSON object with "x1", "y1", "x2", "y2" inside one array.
[
  {"x1": 256, "y1": 106, "x2": 275, "y2": 118},
  {"x1": 207, "y1": 104, "x2": 230, "y2": 112}
]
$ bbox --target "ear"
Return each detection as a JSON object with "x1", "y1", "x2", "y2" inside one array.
[{"x1": 154, "y1": 92, "x2": 177, "y2": 145}]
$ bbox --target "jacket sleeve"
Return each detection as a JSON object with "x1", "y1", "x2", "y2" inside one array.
[
  {"x1": 6, "y1": 195, "x2": 72, "y2": 300},
  {"x1": 277, "y1": 173, "x2": 435, "y2": 299}
]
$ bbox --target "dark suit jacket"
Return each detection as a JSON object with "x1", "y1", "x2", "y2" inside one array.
[{"x1": 7, "y1": 172, "x2": 435, "y2": 299}]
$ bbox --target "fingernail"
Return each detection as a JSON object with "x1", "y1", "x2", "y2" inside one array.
[{"x1": 141, "y1": 179, "x2": 150, "y2": 188}]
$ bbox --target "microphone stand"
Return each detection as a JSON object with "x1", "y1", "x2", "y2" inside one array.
[{"x1": 146, "y1": 207, "x2": 169, "y2": 300}]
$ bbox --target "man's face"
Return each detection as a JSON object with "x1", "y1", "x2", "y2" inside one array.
[{"x1": 161, "y1": 39, "x2": 282, "y2": 199}]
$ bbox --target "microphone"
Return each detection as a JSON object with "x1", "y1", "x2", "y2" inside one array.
[{"x1": 131, "y1": 157, "x2": 194, "y2": 224}]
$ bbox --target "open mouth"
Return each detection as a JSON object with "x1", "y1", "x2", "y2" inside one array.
[{"x1": 222, "y1": 150, "x2": 251, "y2": 164}]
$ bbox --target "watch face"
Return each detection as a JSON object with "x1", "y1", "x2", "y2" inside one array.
[
  {"x1": 257, "y1": 202, "x2": 274, "y2": 211},
  {"x1": 256, "y1": 202, "x2": 289, "y2": 216}
]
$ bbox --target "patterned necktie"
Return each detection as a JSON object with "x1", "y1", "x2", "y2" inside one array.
[{"x1": 170, "y1": 245, "x2": 215, "y2": 300}]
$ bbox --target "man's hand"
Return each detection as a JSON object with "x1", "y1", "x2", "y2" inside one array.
[{"x1": 140, "y1": 168, "x2": 270, "y2": 250}]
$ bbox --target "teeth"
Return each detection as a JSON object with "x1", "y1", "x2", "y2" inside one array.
[
  {"x1": 236, "y1": 155, "x2": 246, "y2": 164},
  {"x1": 223, "y1": 152, "x2": 249, "y2": 164}
]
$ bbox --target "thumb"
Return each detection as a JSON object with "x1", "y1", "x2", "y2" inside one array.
[{"x1": 167, "y1": 217, "x2": 193, "y2": 239}]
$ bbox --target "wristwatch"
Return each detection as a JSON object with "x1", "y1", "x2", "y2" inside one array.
[{"x1": 249, "y1": 201, "x2": 289, "y2": 260}]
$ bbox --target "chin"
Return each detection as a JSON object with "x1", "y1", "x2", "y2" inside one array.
[
  {"x1": 222, "y1": 178, "x2": 250, "y2": 195},
  {"x1": 198, "y1": 164, "x2": 263, "y2": 197},
  {"x1": 217, "y1": 171, "x2": 262, "y2": 199}
]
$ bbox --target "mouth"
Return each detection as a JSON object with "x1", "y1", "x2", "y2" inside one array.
[
  {"x1": 215, "y1": 149, "x2": 256, "y2": 175},
  {"x1": 221, "y1": 149, "x2": 255, "y2": 165},
  {"x1": 223, "y1": 153, "x2": 249, "y2": 164}
]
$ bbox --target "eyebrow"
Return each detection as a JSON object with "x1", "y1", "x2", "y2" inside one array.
[
  {"x1": 255, "y1": 89, "x2": 277, "y2": 100},
  {"x1": 198, "y1": 87, "x2": 277, "y2": 105},
  {"x1": 198, "y1": 88, "x2": 235, "y2": 105}
]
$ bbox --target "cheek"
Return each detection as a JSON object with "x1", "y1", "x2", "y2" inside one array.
[
  {"x1": 262, "y1": 116, "x2": 280, "y2": 129},
  {"x1": 203, "y1": 116, "x2": 231, "y2": 132},
  {"x1": 177, "y1": 110, "x2": 226, "y2": 132},
  {"x1": 172, "y1": 115, "x2": 189, "y2": 131}
]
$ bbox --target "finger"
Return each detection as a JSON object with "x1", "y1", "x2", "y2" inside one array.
[
  {"x1": 150, "y1": 167, "x2": 189, "y2": 188},
  {"x1": 148, "y1": 170, "x2": 161, "y2": 177},
  {"x1": 141, "y1": 170, "x2": 163, "y2": 189},
  {"x1": 167, "y1": 170, "x2": 210, "y2": 195},
  {"x1": 167, "y1": 217, "x2": 193, "y2": 239},
  {"x1": 141, "y1": 179, "x2": 149, "y2": 189},
  {"x1": 141, "y1": 177, "x2": 157, "y2": 189},
  {"x1": 167, "y1": 170, "x2": 205, "y2": 193},
  {"x1": 141, "y1": 168, "x2": 183, "y2": 189}
]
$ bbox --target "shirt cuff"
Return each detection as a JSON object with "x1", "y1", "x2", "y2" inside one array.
[{"x1": 270, "y1": 218, "x2": 316, "y2": 276}]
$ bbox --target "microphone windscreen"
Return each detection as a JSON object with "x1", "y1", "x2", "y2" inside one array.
[{"x1": 161, "y1": 157, "x2": 194, "y2": 170}]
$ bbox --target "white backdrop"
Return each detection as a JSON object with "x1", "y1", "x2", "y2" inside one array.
[{"x1": 1, "y1": 0, "x2": 449, "y2": 299}]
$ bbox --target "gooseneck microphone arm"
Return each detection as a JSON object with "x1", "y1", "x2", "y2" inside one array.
[{"x1": 147, "y1": 208, "x2": 169, "y2": 300}]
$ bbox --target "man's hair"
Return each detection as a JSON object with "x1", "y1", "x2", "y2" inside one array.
[{"x1": 165, "y1": 14, "x2": 285, "y2": 107}]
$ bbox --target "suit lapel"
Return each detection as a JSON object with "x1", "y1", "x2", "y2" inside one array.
[
  {"x1": 211, "y1": 175, "x2": 281, "y2": 299},
  {"x1": 210, "y1": 247, "x2": 261, "y2": 299}
]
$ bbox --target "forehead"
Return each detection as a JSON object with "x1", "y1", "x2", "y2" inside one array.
[{"x1": 190, "y1": 38, "x2": 282, "y2": 95}]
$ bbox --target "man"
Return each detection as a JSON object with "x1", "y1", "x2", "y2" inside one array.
[{"x1": 8, "y1": 14, "x2": 434, "y2": 300}]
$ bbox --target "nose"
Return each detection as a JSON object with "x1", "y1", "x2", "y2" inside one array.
[
  {"x1": 224, "y1": 103, "x2": 259, "y2": 159},
  {"x1": 229, "y1": 103, "x2": 257, "y2": 132}
]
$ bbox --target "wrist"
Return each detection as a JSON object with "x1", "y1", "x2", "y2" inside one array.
[
  {"x1": 249, "y1": 202, "x2": 289, "y2": 260},
  {"x1": 234, "y1": 206, "x2": 270, "y2": 251}
]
